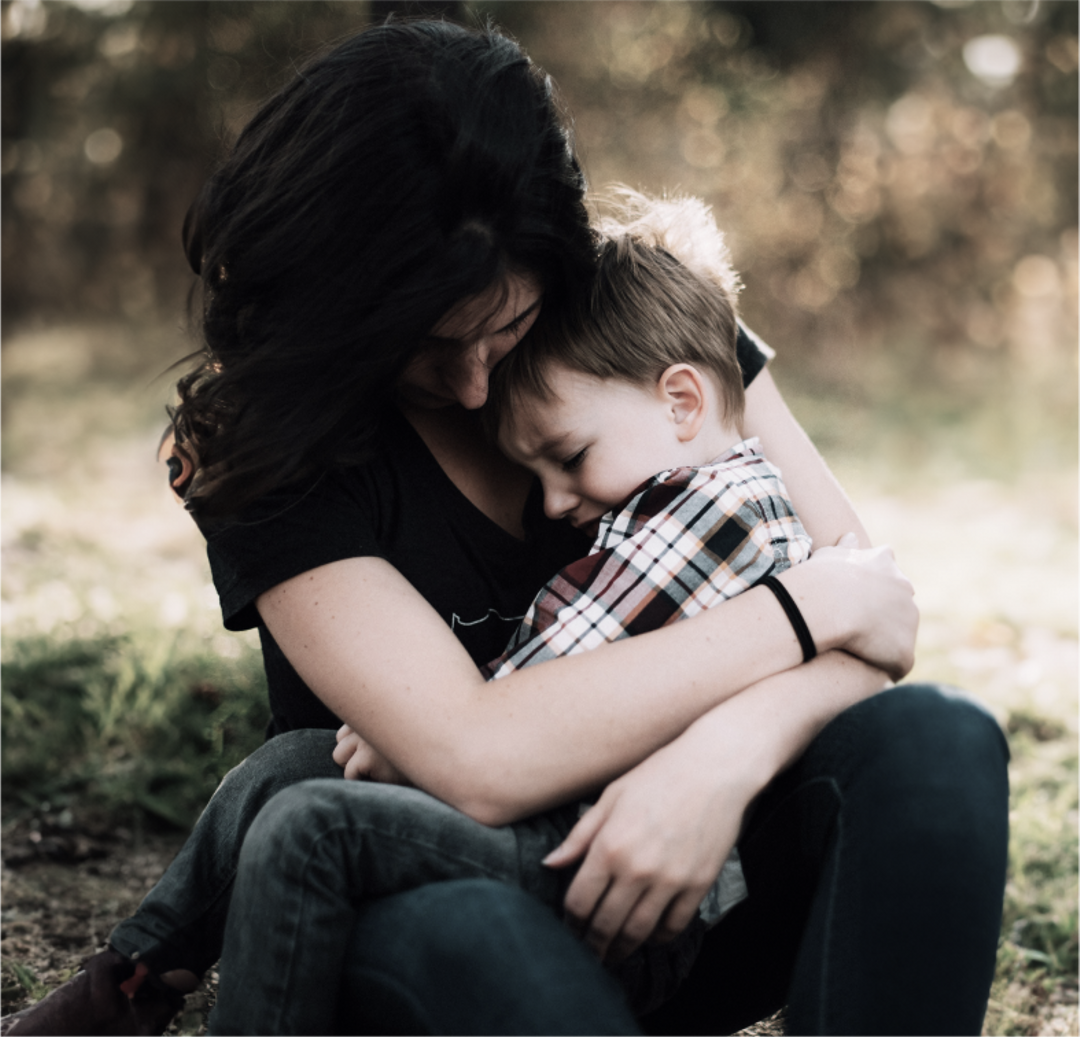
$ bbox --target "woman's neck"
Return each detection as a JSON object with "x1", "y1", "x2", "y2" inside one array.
[{"x1": 399, "y1": 403, "x2": 533, "y2": 540}]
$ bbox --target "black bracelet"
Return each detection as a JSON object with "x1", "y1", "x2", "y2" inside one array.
[{"x1": 760, "y1": 575, "x2": 817, "y2": 664}]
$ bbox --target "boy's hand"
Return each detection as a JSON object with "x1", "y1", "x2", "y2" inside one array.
[{"x1": 333, "y1": 723, "x2": 410, "y2": 785}]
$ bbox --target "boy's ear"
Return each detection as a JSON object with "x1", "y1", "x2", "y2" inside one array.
[{"x1": 656, "y1": 364, "x2": 707, "y2": 442}]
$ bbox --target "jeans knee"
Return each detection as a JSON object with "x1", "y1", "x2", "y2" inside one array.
[
  {"x1": 845, "y1": 685, "x2": 1010, "y2": 848},
  {"x1": 239, "y1": 779, "x2": 348, "y2": 869},
  {"x1": 866, "y1": 683, "x2": 1009, "y2": 775},
  {"x1": 221, "y1": 729, "x2": 338, "y2": 792}
]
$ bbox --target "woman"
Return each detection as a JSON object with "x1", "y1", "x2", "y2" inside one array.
[{"x1": 5, "y1": 18, "x2": 1007, "y2": 1037}]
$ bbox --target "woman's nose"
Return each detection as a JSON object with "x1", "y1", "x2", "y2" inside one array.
[{"x1": 446, "y1": 348, "x2": 492, "y2": 410}]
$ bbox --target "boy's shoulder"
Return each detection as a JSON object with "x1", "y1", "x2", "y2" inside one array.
[{"x1": 596, "y1": 438, "x2": 788, "y2": 546}]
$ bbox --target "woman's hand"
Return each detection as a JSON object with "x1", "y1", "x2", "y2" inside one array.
[
  {"x1": 333, "y1": 724, "x2": 410, "y2": 785},
  {"x1": 786, "y1": 533, "x2": 918, "y2": 682},
  {"x1": 541, "y1": 644, "x2": 893, "y2": 964},
  {"x1": 542, "y1": 722, "x2": 755, "y2": 964}
]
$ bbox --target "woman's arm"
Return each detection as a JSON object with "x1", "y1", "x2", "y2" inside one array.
[
  {"x1": 742, "y1": 368, "x2": 872, "y2": 548},
  {"x1": 257, "y1": 535, "x2": 914, "y2": 826},
  {"x1": 263, "y1": 369, "x2": 911, "y2": 826}
]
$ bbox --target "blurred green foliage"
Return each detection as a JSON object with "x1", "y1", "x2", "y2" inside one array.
[{"x1": 1, "y1": 631, "x2": 269, "y2": 828}]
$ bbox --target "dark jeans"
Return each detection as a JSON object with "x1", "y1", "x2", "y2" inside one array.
[
  {"x1": 643, "y1": 683, "x2": 1010, "y2": 1036},
  {"x1": 110, "y1": 684, "x2": 1009, "y2": 1035},
  {"x1": 235, "y1": 878, "x2": 638, "y2": 1036}
]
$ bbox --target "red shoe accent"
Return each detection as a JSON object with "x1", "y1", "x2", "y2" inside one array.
[
  {"x1": 0, "y1": 950, "x2": 185, "y2": 1036},
  {"x1": 118, "y1": 963, "x2": 149, "y2": 999}
]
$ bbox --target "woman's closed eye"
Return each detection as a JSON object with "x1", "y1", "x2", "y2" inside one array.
[
  {"x1": 497, "y1": 302, "x2": 540, "y2": 339},
  {"x1": 561, "y1": 448, "x2": 587, "y2": 472}
]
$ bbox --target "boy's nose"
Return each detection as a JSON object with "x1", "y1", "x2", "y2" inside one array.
[{"x1": 543, "y1": 485, "x2": 579, "y2": 521}]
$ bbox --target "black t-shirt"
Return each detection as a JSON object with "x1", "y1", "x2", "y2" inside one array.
[{"x1": 202, "y1": 325, "x2": 770, "y2": 737}]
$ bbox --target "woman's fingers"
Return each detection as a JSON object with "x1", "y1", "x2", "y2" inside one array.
[
  {"x1": 601, "y1": 885, "x2": 683, "y2": 963},
  {"x1": 563, "y1": 839, "x2": 653, "y2": 962},
  {"x1": 558, "y1": 800, "x2": 712, "y2": 963},
  {"x1": 652, "y1": 888, "x2": 705, "y2": 945},
  {"x1": 543, "y1": 804, "x2": 604, "y2": 869},
  {"x1": 581, "y1": 880, "x2": 651, "y2": 962},
  {"x1": 562, "y1": 851, "x2": 616, "y2": 935},
  {"x1": 565, "y1": 852, "x2": 702, "y2": 963}
]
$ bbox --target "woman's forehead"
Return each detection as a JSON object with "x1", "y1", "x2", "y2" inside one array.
[{"x1": 430, "y1": 272, "x2": 542, "y2": 342}]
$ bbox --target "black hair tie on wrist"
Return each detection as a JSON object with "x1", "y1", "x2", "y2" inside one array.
[{"x1": 760, "y1": 575, "x2": 817, "y2": 664}]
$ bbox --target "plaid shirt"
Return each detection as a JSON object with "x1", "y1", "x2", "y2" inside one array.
[{"x1": 483, "y1": 438, "x2": 812, "y2": 681}]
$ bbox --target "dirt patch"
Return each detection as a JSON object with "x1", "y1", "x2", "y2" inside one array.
[{"x1": 1, "y1": 819, "x2": 215, "y2": 1035}]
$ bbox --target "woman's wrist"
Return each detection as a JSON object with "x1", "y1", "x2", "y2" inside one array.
[
  {"x1": 777, "y1": 539, "x2": 917, "y2": 681},
  {"x1": 771, "y1": 562, "x2": 849, "y2": 657},
  {"x1": 759, "y1": 576, "x2": 816, "y2": 663}
]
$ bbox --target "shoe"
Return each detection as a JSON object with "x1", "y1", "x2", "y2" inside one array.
[{"x1": 0, "y1": 949, "x2": 186, "y2": 1036}]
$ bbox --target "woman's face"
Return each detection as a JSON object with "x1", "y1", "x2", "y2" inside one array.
[{"x1": 397, "y1": 273, "x2": 542, "y2": 410}]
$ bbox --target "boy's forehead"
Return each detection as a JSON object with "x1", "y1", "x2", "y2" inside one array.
[
  {"x1": 498, "y1": 366, "x2": 652, "y2": 453},
  {"x1": 498, "y1": 392, "x2": 572, "y2": 455}
]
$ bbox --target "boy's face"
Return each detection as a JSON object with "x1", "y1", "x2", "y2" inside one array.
[{"x1": 498, "y1": 364, "x2": 686, "y2": 538}]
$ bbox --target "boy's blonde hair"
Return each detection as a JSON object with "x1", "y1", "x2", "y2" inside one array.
[{"x1": 488, "y1": 191, "x2": 744, "y2": 435}]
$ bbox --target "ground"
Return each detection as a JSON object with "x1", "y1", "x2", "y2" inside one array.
[{"x1": 1, "y1": 820, "x2": 217, "y2": 1034}]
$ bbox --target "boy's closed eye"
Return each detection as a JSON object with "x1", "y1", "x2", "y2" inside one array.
[{"x1": 561, "y1": 448, "x2": 588, "y2": 472}]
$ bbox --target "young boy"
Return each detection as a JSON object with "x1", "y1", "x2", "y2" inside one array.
[
  {"x1": 474, "y1": 211, "x2": 812, "y2": 936},
  {"x1": 483, "y1": 231, "x2": 810, "y2": 684}
]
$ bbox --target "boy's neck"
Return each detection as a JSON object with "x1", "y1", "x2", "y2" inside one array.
[{"x1": 690, "y1": 414, "x2": 746, "y2": 467}]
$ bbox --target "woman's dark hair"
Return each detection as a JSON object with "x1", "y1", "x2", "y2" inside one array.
[{"x1": 173, "y1": 19, "x2": 595, "y2": 517}]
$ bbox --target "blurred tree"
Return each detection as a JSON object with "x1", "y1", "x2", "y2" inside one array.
[
  {"x1": 371, "y1": 0, "x2": 463, "y2": 20},
  {"x1": 2, "y1": 0, "x2": 1076, "y2": 403},
  {"x1": 485, "y1": 0, "x2": 1077, "y2": 391},
  {"x1": 1, "y1": 0, "x2": 462, "y2": 325}
]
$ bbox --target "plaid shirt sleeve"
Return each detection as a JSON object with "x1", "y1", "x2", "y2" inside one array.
[{"x1": 482, "y1": 441, "x2": 812, "y2": 681}]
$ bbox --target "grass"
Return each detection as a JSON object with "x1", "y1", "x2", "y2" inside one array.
[
  {"x1": 2, "y1": 323, "x2": 271, "y2": 830},
  {"x1": 2, "y1": 322, "x2": 1076, "y2": 1035},
  {"x1": 987, "y1": 724, "x2": 1079, "y2": 1035},
  {"x1": 1, "y1": 632, "x2": 269, "y2": 830}
]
